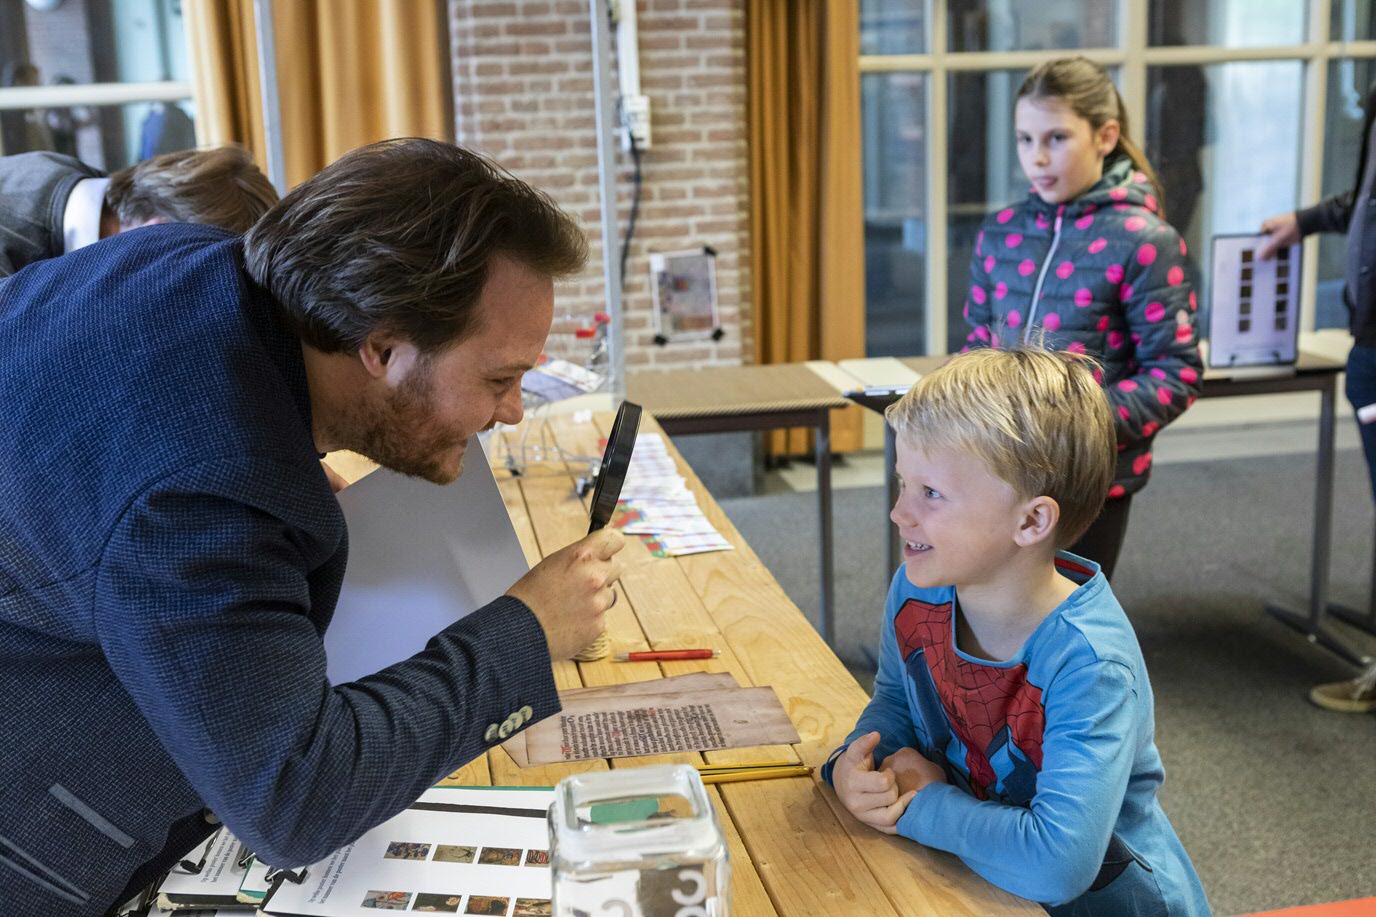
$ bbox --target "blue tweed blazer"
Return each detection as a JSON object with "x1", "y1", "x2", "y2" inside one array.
[{"x1": 0, "y1": 224, "x2": 559, "y2": 916}]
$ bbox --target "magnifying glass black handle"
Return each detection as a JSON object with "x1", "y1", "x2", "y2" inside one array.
[{"x1": 587, "y1": 401, "x2": 642, "y2": 533}]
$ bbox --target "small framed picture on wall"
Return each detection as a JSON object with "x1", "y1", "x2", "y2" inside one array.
[{"x1": 649, "y1": 247, "x2": 723, "y2": 344}]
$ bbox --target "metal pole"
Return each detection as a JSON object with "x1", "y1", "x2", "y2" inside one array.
[
  {"x1": 253, "y1": 0, "x2": 287, "y2": 195},
  {"x1": 589, "y1": 0, "x2": 625, "y2": 400}
]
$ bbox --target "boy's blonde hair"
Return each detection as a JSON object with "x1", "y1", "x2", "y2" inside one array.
[{"x1": 885, "y1": 348, "x2": 1115, "y2": 548}]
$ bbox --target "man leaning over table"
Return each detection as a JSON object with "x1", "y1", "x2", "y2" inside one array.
[{"x1": 0, "y1": 138, "x2": 625, "y2": 917}]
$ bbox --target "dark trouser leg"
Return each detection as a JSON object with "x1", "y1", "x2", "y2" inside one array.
[
  {"x1": 1344, "y1": 344, "x2": 1376, "y2": 501},
  {"x1": 1332, "y1": 345, "x2": 1376, "y2": 632},
  {"x1": 1069, "y1": 495, "x2": 1134, "y2": 581}
]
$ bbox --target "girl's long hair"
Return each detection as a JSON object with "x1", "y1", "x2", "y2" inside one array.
[{"x1": 1017, "y1": 57, "x2": 1167, "y2": 219}]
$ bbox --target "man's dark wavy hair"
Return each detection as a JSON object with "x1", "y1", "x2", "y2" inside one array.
[{"x1": 243, "y1": 138, "x2": 587, "y2": 354}]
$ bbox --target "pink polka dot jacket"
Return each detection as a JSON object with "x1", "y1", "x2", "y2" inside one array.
[{"x1": 963, "y1": 156, "x2": 1203, "y2": 498}]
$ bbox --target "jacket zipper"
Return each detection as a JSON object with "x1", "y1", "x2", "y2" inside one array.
[{"x1": 1024, "y1": 212, "x2": 1063, "y2": 341}]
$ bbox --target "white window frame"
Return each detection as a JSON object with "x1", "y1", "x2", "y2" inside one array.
[
  {"x1": 0, "y1": 81, "x2": 193, "y2": 112},
  {"x1": 861, "y1": 0, "x2": 1376, "y2": 353}
]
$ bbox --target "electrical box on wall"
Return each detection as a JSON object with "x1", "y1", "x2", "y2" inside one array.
[
  {"x1": 622, "y1": 94, "x2": 651, "y2": 150},
  {"x1": 611, "y1": 0, "x2": 650, "y2": 152}
]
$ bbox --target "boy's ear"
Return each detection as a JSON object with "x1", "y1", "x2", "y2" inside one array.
[{"x1": 1013, "y1": 495, "x2": 1061, "y2": 548}]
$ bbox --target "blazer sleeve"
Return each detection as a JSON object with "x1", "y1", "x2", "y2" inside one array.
[
  {"x1": 93, "y1": 456, "x2": 560, "y2": 869},
  {"x1": 1107, "y1": 225, "x2": 1203, "y2": 451},
  {"x1": 895, "y1": 660, "x2": 1142, "y2": 905},
  {"x1": 1296, "y1": 192, "x2": 1355, "y2": 237}
]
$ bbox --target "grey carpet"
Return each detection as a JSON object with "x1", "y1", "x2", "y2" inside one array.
[{"x1": 718, "y1": 447, "x2": 1376, "y2": 916}]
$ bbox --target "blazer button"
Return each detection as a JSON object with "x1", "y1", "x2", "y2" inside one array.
[
  {"x1": 498, "y1": 719, "x2": 515, "y2": 740},
  {"x1": 203, "y1": 810, "x2": 221, "y2": 825},
  {"x1": 519, "y1": 705, "x2": 534, "y2": 723},
  {"x1": 484, "y1": 723, "x2": 500, "y2": 743}
]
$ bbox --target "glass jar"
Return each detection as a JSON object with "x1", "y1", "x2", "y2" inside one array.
[{"x1": 549, "y1": 764, "x2": 730, "y2": 917}]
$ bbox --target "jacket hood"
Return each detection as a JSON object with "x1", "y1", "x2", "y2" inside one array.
[{"x1": 1024, "y1": 155, "x2": 1158, "y2": 217}]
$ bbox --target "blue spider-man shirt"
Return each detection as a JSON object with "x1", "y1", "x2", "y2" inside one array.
[{"x1": 824, "y1": 555, "x2": 1211, "y2": 916}]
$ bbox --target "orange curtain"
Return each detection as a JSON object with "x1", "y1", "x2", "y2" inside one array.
[
  {"x1": 747, "y1": 0, "x2": 865, "y2": 454},
  {"x1": 185, "y1": 0, "x2": 451, "y2": 189}
]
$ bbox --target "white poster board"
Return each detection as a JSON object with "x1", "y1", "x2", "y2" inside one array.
[
  {"x1": 324, "y1": 437, "x2": 531, "y2": 685},
  {"x1": 1207, "y1": 234, "x2": 1301, "y2": 369},
  {"x1": 260, "y1": 787, "x2": 554, "y2": 917}
]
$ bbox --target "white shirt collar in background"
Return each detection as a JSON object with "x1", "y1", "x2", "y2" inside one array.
[{"x1": 62, "y1": 177, "x2": 111, "y2": 254}]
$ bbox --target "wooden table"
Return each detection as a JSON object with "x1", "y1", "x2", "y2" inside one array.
[
  {"x1": 626, "y1": 364, "x2": 853, "y2": 646},
  {"x1": 438, "y1": 410, "x2": 1038, "y2": 916}
]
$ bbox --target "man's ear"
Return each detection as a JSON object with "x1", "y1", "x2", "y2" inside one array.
[
  {"x1": 358, "y1": 333, "x2": 420, "y2": 383},
  {"x1": 1013, "y1": 495, "x2": 1061, "y2": 548},
  {"x1": 358, "y1": 331, "x2": 398, "y2": 381}
]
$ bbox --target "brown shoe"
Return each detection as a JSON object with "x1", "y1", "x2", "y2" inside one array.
[{"x1": 1309, "y1": 663, "x2": 1376, "y2": 713}]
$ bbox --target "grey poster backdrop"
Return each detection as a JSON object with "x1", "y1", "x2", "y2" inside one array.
[{"x1": 323, "y1": 437, "x2": 531, "y2": 684}]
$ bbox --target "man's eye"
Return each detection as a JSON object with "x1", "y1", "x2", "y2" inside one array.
[{"x1": 923, "y1": 486, "x2": 941, "y2": 499}]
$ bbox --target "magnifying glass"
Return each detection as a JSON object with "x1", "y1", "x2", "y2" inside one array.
[{"x1": 587, "y1": 401, "x2": 642, "y2": 534}]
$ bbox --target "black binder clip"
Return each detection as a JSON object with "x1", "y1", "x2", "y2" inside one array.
[
  {"x1": 175, "y1": 834, "x2": 216, "y2": 874},
  {"x1": 265, "y1": 865, "x2": 310, "y2": 885},
  {"x1": 235, "y1": 841, "x2": 254, "y2": 870}
]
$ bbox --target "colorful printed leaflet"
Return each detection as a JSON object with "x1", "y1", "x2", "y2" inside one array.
[{"x1": 611, "y1": 433, "x2": 732, "y2": 556}]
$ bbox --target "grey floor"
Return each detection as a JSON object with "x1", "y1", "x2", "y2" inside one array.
[{"x1": 675, "y1": 425, "x2": 1376, "y2": 917}]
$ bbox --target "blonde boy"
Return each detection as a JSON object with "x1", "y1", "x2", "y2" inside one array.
[{"x1": 823, "y1": 348, "x2": 1210, "y2": 916}]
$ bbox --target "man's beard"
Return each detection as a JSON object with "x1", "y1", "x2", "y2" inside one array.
[{"x1": 339, "y1": 358, "x2": 468, "y2": 485}]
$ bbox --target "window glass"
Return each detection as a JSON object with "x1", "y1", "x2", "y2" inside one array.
[
  {"x1": 1331, "y1": 0, "x2": 1376, "y2": 42},
  {"x1": 944, "y1": 69, "x2": 1029, "y2": 353},
  {"x1": 863, "y1": 71, "x2": 928, "y2": 357},
  {"x1": 947, "y1": 0, "x2": 1115, "y2": 53},
  {"x1": 1315, "y1": 58, "x2": 1376, "y2": 329},
  {"x1": 1148, "y1": 0, "x2": 1307, "y2": 46},
  {"x1": 862, "y1": 0, "x2": 927, "y2": 56},
  {"x1": 0, "y1": 100, "x2": 197, "y2": 169},
  {"x1": 1144, "y1": 61, "x2": 1304, "y2": 335},
  {"x1": 0, "y1": 0, "x2": 191, "y2": 169}
]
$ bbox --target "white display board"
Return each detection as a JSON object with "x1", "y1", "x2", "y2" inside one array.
[
  {"x1": 324, "y1": 437, "x2": 531, "y2": 685},
  {"x1": 1207, "y1": 234, "x2": 1301, "y2": 369}
]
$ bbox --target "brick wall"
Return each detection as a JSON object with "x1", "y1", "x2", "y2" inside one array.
[{"x1": 448, "y1": 0, "x2": 751, "y2": 373}]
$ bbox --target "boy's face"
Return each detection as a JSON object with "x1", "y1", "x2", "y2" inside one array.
[{"x1": 890, "y1": 438, "x2": 1029, "y2": 590}]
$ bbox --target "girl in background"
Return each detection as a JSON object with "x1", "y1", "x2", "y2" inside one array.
[{"x1": 963, "y1": 56, "x2": 1203, "y2": 580}]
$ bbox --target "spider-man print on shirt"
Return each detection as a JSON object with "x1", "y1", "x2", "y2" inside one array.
[{"x1": 895, "y1": 597, "x2": 1046, "y2": 804}]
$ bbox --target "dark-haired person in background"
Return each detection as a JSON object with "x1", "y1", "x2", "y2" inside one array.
[
  {"x1": 0, "y1": 138, "x2": 625, "y2": 917},
  {"x1": 0, "y1": 144, "x2": 278, "y2": 277}
]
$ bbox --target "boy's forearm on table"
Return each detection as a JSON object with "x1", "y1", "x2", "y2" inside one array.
[{"x1": 897, "y1": 783, "x2": 1106, "y2": 904}]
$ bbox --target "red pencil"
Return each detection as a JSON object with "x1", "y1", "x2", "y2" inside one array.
[{"x1": 613, "y1": 649, "x2": 721, "y2": 661}]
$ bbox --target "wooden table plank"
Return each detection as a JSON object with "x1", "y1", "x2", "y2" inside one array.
[
  {"x1": 489, "y1": 431, "x2": 543, "y2": 568},
  {"x1": 533, "y1": 412, "x2": 781, "y2": 917}
]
